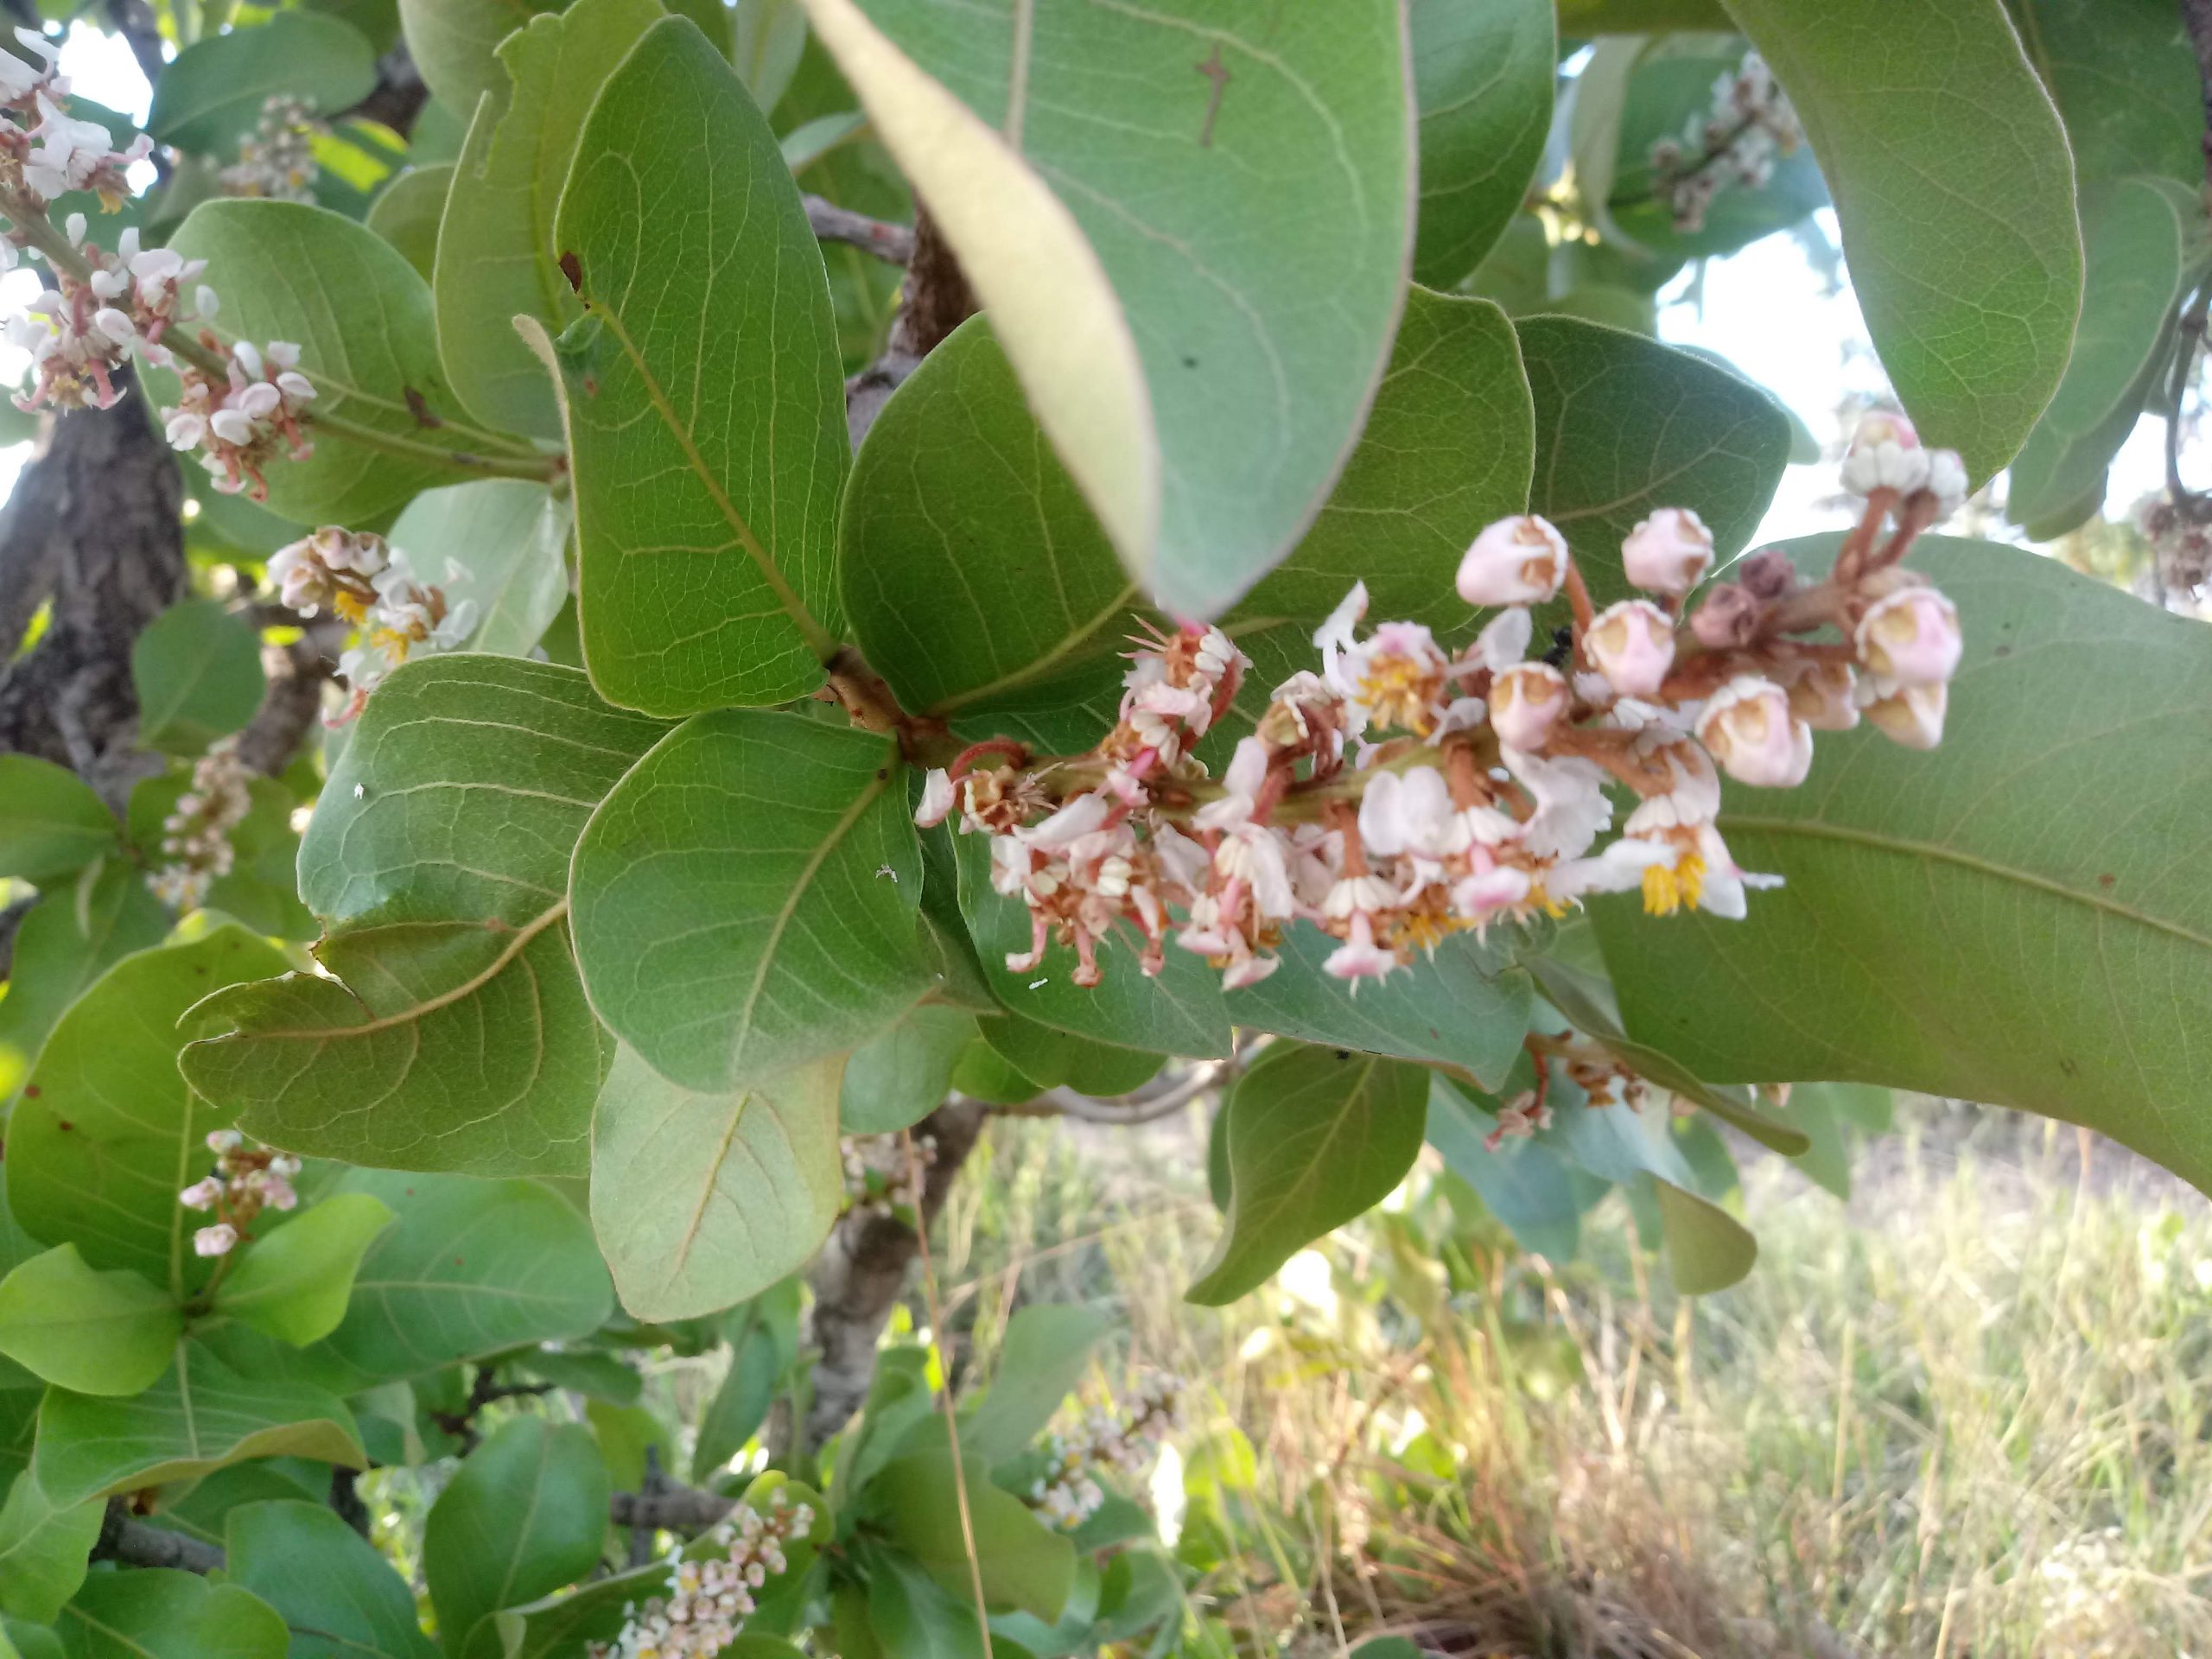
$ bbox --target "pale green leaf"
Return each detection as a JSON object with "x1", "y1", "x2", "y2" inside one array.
[
  {"x1": 1720, "y1": 0, "x2": 2082, "y2": 480},
  {"x1": 1592, "y1": 537, "x2": 2212, "y2": 1192},
  {"x1": 318, "y1": 1168, "x2": 613, "y2": 1384},
  {"x1": 0, "y1": 867, "x2": 167, "y2": 1109},
  {"x1": 1517, "y1": 315, "x2": 1791, "y2": 603},
  {"x1": 556, "y1": 16, "x2": 848, "y2": 715},
  {"x1": 1408, "y1": 0, "x2": 1554, "y2": 288},
  {"x1": 54, "y1": 1572, "x2": 288, "y2": 1659},
  {"x1": 978, "y1": 1015, "x2": 1163, "y2": 1097},
  {"x1": 365, "y1": 163, "x2": 454, "y2": 282},
  {"x1": 591, "y1": 1043, "x2": 844, "y2": 1321},
  {"x1": 1426, "y1": 1077, "x2": 1583, "y2": 1262},
  {"x1": 481, "y1": 1563, "x2": 672, "y2": 1659},
  {"x1": 434, "y1": 0, "x2": 664, "y2": 441},
  {"x1": 0, "y1": 759, "x2": 118, "y2": 883},
  {"x1": 148, "y1": 11, "x2": 379, "y2": 153},
  {"x1": 164, "y1": 202, "x2": 518, "y2": 524},
  {"x1": 131, "y1": 600, "x2": 266, "y2": 757},
  {"x1": 735, "y1": 0, "x2": 807, "y2": 108},
  {"x1": 569, "y1": 710, "x2": 931, "y2": 1092},
  {"x1": 35, "y1": 1343, "x2": 364, "y2": 1509},
  {"x1": 1652, "y1": 1177, "x2": 1757, "y2": 1294},
  {"x1": 1188, "y1": 1044, "x2": 1428, "y2": 1305},
  {"x1": 873, "y1": 1451, "x2": 1076, "y2": 1622},
  {"x1": 182, "y1": 657, "x2": 664, "y2": 1177},
  {"x1": 214, "y1": 1193, "x2": 396, "y2": 1347},
  {"x1": 965, "y1": 1303, "x2": 1109, "y2": 1466},
  {"x1": 0, "y1": 1473, "x2": 101, "y2": 1623},
  {"x1": 400, "y1": 0, "x2": 563, "y2": 115},
  {"x1": 2011, "y1": 0, "x2": 2203, "y2": 187},
  {"x1": 804, "y1": 0, "x2": 1414, "y2": 618},
  {"x1": 424, "y1": 1418, "x2": 608, "y2": 1658},
  {"x1": 389, "y1": 480, "x2": 574, "y2": 658},
  {"x1": 7, "y1": 927, "x2": 290, "y2": 1294},
  {"x1": 0, "y1": 1245, "x2": 181, "y2": 1395},
  {"x1": 780, "y1": 109, "x2": 864, "y2": 169},
  {"x1": 226, "y1": 1500, "x2": 441, "y2": 1659},
  {"x1": 840, "y1": 1005, "x2": 977, "y2": 1135}
]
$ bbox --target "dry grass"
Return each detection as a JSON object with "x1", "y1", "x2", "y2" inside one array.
[{"x1": 938, "y1": 1104, "x2": 2212, "y2": 1658}]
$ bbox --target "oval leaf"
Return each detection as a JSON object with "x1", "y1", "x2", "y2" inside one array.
[
  {"x1": 226, "y1": 1500, "x2": 441, "y2": 1659},
  {"x1": 148, "y1": 11, "x2": 380, "y2": 154},
  {"x1": 423, "y1": 1418, "x2": 609, "y2": 1659},
  {"x1": 131, "y1": 599, "x2": 266, "y2": 757},
  {"x1": 0, "y1": 1245, "x2": 181, "y2": 1397},
  {"x1": 1409, "y1": 0, "x2": 1555, "y2": 287},
  {"x1": 213, "y1": 1193, "x2": 397, "y2": 1347},
  {"x1": 0, "y1": 757, "x2": 118, "y2": 882}
]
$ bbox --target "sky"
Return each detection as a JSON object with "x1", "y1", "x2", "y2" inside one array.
[{"x1": 0, "y1": 24, "x2": 2174, "y2": 554}]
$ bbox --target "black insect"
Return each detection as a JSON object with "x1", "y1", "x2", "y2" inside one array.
[{"x1": 1540, "y1": 624, "x2": 1575, "y2": 669}]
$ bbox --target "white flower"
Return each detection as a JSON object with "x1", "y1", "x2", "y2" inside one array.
[
  {"x1": 1619, "y1": 507, "x2": 1713, "y2": 594},
  {"x1": 1695, "y1": 675, "x2": 1812, "y2": 788},
  {"x1": 1357, "y1": 766, "x2": 1467, "y2": 861},
  {"x1": 1193, "y1": 735, "x2": 1270, "y2": 831},
  {"x1": 1504, "y1": 747, "x2": 1613, "y2": 862},
  {"x1": 1585, "y1": 599, "x2": 1675, "y2": 698},
  {"x1": 1322, "y1": 910, "x2": 1396, "y2": 988},
  {"x1": 1840, "y1": 410, "x2": 1931, "y2": 497},
  {"x1": 1487, "y1": 662, "x2": 1569, "y2": 751},
  {"x1": 1020, "y1": 791, "x2": 1112, "y2": 851},
  {"x1": 1469, "y1": 604, "x2": 1532, "y2": 671},
  {"x1": 914, "y1": 768, "x2": 956, "y2": 828},
  {"x1": 1457, "y1": 514, "x2": 1568, "y2": 607},
  {"x1": 179, "y1": 1177, "x2": 224, "y2": 1211}
]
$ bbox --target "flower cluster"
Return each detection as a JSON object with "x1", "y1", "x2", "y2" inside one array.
[
  {"x1": 264, "y1": 526, "x2": 476, "y2": 721},
  {"x1": 162, "y1": 337, "x2": 316, "y2": 500},
  {"x1": 146, "y1": 736, "x2": 251, "y2": 911},
  {"x1": 179, "y1": 1128, "x2": 300, "y2": 1257},
  {"x1": 220, "y1": 94, "x2": 321, "y2": 203},
  {"x1": 592, "y1": 1492, "x2": 813, "y2": 1659},
  {"x1": 925, "y1": 413, "x2": 1965, "y2": 997},
  {"x1": 0, "y1": 29, "x2": 150, "y2": 209},
  {"x1": 839, "y1": 1130, "x2": 935, "y2": 1220},
  {"x1": 1028, "y1": 1374, "x2": 1185, "y2": 1529},
  {"x1": 1646, "y1": 50, "x2": 1802, "y2": 233},
  {"x1": 8, "y1": 220, "x2": 215, "y2": 412},
  {"x1": 2135, "y1": 493, "x2": 2212, "y2": 598}
]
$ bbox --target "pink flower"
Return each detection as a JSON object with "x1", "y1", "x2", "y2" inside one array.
[
  {"x1": 1457, "y1": 516, "x2": 1568, "y2": 607},
  {"x1": 194, "y1": 1223, "x2": 238, "y2": 1257},
  {"x1": 1854, "y1": 586, "x2": 1961, "y2": 686},
  {"x1": 1695, "y1": 676, "x2": 1812, "y2": 787},
  {"x1": 913, "y1": 768, "x2": 956, "y2": 828},
  {"x1": 1859, "y1": 678, "x2": 1946, "y2": 749},
  {"x1": 1620, "y1": 507, "x2": 1713, "y2": 594},
  {"x1": 1783, "y1": 660, "x2": 1859, "y2": 731},
  {"x1": 1323, "y1": 911, "x2": 1396, "y2": 988},
  {"x1": 1487, "y1": 662, "x2": 1570, "y2": 750},
  {"x1": 179, "y1": 1177, "x2": 223, "y2": 1211},
  {"x1": 1585, "y1": 600, "x2": 1675, "y2": 698}
]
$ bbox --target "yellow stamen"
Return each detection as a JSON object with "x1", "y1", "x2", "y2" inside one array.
[
  {"x1": 1642, "y1": 853, "x2": 1707, "y2": 916},
  {"x1": 369, "y1": 626, "x2": 412, "y2": 661},
  {"x1": 333, "y1": 589, "x2": 371, "y2": 624},
  {"x1": 1358, "y1": 658, "x2": 1439, "y2": 735}
]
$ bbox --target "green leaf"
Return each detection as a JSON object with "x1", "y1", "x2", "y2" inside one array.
[
  {"x1": 35, "y1": 1344, "x2": 364, "y2": 1510},
  {"x1": 1720, "y1": 0, "x2": 2082, "y2": 480},
  {"x1": 1408, "y1": 0, "x2": 1554, "y2": 288},
  {"x1": 977, "y1": 1015, "x2": 1162, "y2": 1097},
  {"x1": 1426, "y1": 1077, "x2": 1582, "y2": 1262},
  {"x1": 2007, "y1": 177, "x2": 2207, "y2": 534},
  {"x1": 1763, "y1": 1081, "x2": 1854, "y2": 1198},
  {"x1": 214, "y1": 1194, "x2": 396, "y2": 1347},
  {"x1": 0, "y1": 1475, "x2": 100, "y2": 1624},
  {"x1": 776, "y1": 37, "x2": 909, "y2": 372},
  {"x1": 182, "y1": 657, "x2": 664, "y2": 1178},
  {"x1": 1517, "y1": 315, "x2": 1791, "y2": 603},
  {"x1": 148, "y1": 10, "x2": 380, "y2": 153},
  {"x1": 226, "y1": 1500, "x2": 441, "y2": 1659},
  {"x1": 804, "y1": 0, "x2": 1414, "y2": 618},
  {"x1": 873, "y1": 1451, "x2": 1077, "y2": 1622},
  {"x1": 582, "y1": 1398, "x2": 672, "y2": 1495},
  {"x1": 1593, "y1": 536, "x2": 2212, "y2": 1192},
  {"x1": 865, "y1": 1549, "x2": 983, "y2": 1659},
  {"x1": 0, "y1": 868, "x2": 168, "y2": 1108},
  {"x1": 841, "y1": 1006, "x2": 977, "y2": 1135},
  {"x1": 0, "y1": 1246, "x2": 180, "y2": 1395},
  {"x1": 434, "y1": 0, "x2": 664, "y2": 442},
  {"x1": 164, "y1": 201, "x2": 513, "y2": 524},
  {"x1": 953, "y1": 830, "x2": 1230, "y2": 1059},
  {"x1": 400, "y1": 0, "x2": 563, "y2": 115},
  {"x1": 388, "y1": 480, "x2": 574, "y2": 658},
  {"x1": 965, "y1": 1304, "x2": 1109, "y2": 1466},
  {"x1": 1651, "y1": 1177, "x2": 1756, "y2": 1294},
  {"x1": 317, "y1": 1169, "x2": 614, "y2": 1384},
  {"x1": 2012, "y1": 0, "x2": 2205, "y2": 187},
  {"x1": 591, "y1": 1043, "x2": 844, "y2": 1320},
  {"x1": 423, "y1": 1418, "x2": 609, "y2": 1658},
  {"x1": 946, "y1": 1039, "x2": 1042, "y2": 1108},
  {"x1": 54, "y1": 1572, "x2": 287, "y2": 1659},
  {"x1": 366, "y1": 163, "x2": 455, "y2": 282},
  {"x1": 735, "y1": 0, "x2": 806, "y2": 106},
  {"x1": 478, "y1": 1562, "x2": 671, "y2": 1659},
  {"x1": 556, "y1": 16, "x2": 848, "y2": 715},
  {"x1": 513, "y1": 1347, "x2": 642, "y2": 1404},
  {"x1": 1224, "y1": 927, "x2": 1532, "y2": 1092},
  {"x1": 130, "y1": 601, "x2": 266, "y2": 758},
  {"x1": 693, "y1": 1327, "x2": 779, "y2": 1476},
  {"x1": 1188, "y1": 1044, "x2": 1428, "y2": 1305},
  {"x1": 1560, "y1": 0, "x2": 1731, "y2": 26},
  {"x1": 0, "y1": 759, "x2": 118, "y2": 883},
  {"x1": 7, "y1": 927, "x2": 291, "y2": 1294},
  {"x1": 569, "y1": 709, "x2": 931, "y2": 1092}
]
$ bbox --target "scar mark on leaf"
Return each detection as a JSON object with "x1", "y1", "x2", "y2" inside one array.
[{"x1": 1196, "y1": 44, "x2": 1230, "y2": 148}]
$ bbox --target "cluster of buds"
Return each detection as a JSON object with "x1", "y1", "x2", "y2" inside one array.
[
  {"x1": 264, "y1": 526, "x2": 477, "y2": 721},
  {"x1": 8, "y1": 220, "x2": 215, "y2": 412},
  {"x1": 220, "y1": 94, "x2": 321, "y2": 203},
  {"x1": 179, "y1": 1128, "x2": 300, "y2": 1257},
  {"x1": 2134, "y1": 493, "x2": 2212, "y2": 598},
  {"x1": 146, "y1": 736, "x2": 250, "y2": 911},
  {"x1": 923, "y1": 414, "x2": 1966, "y2": 998},
  {"x1": 592, "y1": 1492, "x2": 813, "y2": 1659},
  {"x1": 1646, "y1": 50, "x2": 1801, "y2": 233},
  {"x1": 1028, "y1": 1374, "x2": 1185, "y2": 1529},
  {"x1": 0, "y1": 29, "x2": 150, "y2": 208},
  {"x1": 839, "y1": 1131, "x2": 935, "y2": 1220},
  {"x1": 162, "y1": 338, "x2": 316, "y2": 500}
]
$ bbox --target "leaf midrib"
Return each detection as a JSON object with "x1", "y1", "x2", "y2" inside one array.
[{"x1": 242, "y1": 904, "x2": 569, "y2": 1039}]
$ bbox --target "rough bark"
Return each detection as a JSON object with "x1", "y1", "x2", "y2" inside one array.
[
  {"x1": 0, "y1": 375, "x2": 186, "y2": 810},
  {"x1": 845, "y1": 207, "x2": 977, "y2": 448},
  {"x1": 800, "y1": 1098, "x2": 988, "y2": 1452}
]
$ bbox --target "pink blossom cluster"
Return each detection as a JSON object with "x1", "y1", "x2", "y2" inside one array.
[
  {"x1": 179, "y1": 1128, "x2": 301, "y2": 1257},
  {"x1": 146, "y1": 735, "x2": 251, "y2": 912},
  {"x1": 8, "y1": 220, "x2": 215, "y2": 412},
  {"x1": 1029, "y1": 1373, "x2": 1185, "y2": 1529},
  {"x1": 1647, "y1": 49, "x2": 1802, "y2": 233},
  {"x1": 594, "y1": 1492, "x2": 814, "y2": 1659},
  {"x1": 921, "y1": 414, "x2": 1967, "y2": 996},
  {"x1": 162, "y1": 337, "x2": 316, "y2": 500},
  {"x1": 0, "y1": 29, "x2": 150, "y2": 208},
  {"x1": 264, "y1": 526, "x2": 477, "y2": 721},
  {"x1": 220, "y1": 94, "x2": 321, "y2": 204}
]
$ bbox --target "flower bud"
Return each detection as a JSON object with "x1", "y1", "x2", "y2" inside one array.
[
  {"x1": 194, "y1": 1223, "x2": 238, "y2": 1256},
  {"x1": 1488, "y1": 661, "x2": 1570, "y2": 750},
  {"x1": 913, "y1": 767, "x2": 955, "y2": 828},
  {"x1": 1458, "y1": 514, "x2": 1568, "y2": 607},
  {"x1": 1860, "y1": 678, "x2": 1946, "y2": 749},
  {"x1": 1925, "y1": 448, "x2": 1968, "y2": 514},
  {"x1": 1620, "y1": 506, "x2": 1713, "y2": 594},
  {"x1": 179, "y1": 1176, "x2": 223, "y2": 1211},
  {"x1": 1854, "y1": 586, "x2": 1961, "y2": 685},
  {"x1": 1783, "y1": 660, "x2": 1858, "y2": 731},
  {"x1": 1840, "y1": 410, "x2": 1930, "y2": 497},
  {"x1": 1695, "y1": 675, "x2": 1812, "y2": 787},
  {"x1": 1586, "y1": 600, "x2": 1675, "y2": 698},
  {"x1": 1688, "y1": 581, "x2": 1760, "y2": 648},
  {"x1": 1735, "y1": 548, "x2": 1796, "y2": 601}
]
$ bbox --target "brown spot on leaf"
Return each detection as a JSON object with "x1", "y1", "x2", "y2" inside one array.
[
  {"x1": 404, "y1": 387, "x2": 444, "y2": 429},
  {"x1": 2098, "y1": 873, "x2": 2116, "y2": 888},
  {"x1": 559, "y1": 251, "x2": 583, "y2": 293}
]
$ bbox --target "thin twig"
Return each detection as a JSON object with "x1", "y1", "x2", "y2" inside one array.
[
  {"x1": 2166, "y1": 284, "x2": 2211, "y2": 501},
  {"x1": 803, "y1": 194, "x2": 915, "y2": 264}
]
